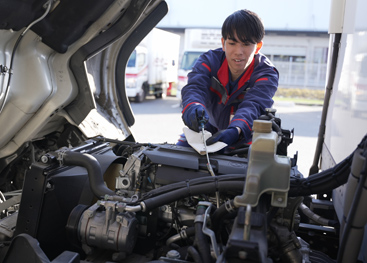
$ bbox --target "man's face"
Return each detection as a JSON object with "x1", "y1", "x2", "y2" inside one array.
[{"x1": 221, "y1": 34, "x2": 262, "y2": 80}]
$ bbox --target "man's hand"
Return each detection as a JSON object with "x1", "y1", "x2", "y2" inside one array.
[
  {"x1": 182, "y1": 104, "x2": 209, "y2": 132},
  {"x1": 206, "y1": 127, "x2": 239, "y2": 146}
]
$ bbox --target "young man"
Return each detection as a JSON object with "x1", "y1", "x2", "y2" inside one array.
[{"x1": 178, "y1": 9, "x2": 278, "y2": 151}]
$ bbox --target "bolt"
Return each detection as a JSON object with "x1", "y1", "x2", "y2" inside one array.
[
  {"x1": 277, "y1": 197, "x2": 283, "y2": 203},
  {"x1": 40, "y1": 155, "x2": 49, "y2": 164},
  {"x1": 85, "y1": 210, "x2": 95, "y2": 218}
]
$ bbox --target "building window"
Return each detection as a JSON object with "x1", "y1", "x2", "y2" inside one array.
[
  {"x1": 313, "y1": 47, "x2": 329, "y2": 63},
  {"x1": 273, "y1": 55, "x2": 306, "y2": 63}
]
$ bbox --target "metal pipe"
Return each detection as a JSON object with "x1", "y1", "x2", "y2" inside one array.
[{"x1": 309, "y1": 33, "x2": 342, "y2": 175}]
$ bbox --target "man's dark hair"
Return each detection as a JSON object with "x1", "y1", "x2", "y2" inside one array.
[{"x1": 222, "y1": 9, "x2": 265, "y2": 44}]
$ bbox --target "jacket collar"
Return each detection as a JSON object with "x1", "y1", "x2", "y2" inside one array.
[{"x1": 217, "y1": 57, "x2": 255, "y2": 92}]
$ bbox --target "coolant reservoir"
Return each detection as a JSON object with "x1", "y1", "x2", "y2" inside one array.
[{"x1": 234, "y1": 120, "x2": 290, "y2": 208}]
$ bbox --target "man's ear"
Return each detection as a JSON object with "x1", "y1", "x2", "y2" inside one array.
[
  {"x1": 255, "y1": 41, "x2": 263, "y2": 54},
  {"x1": 221, "y1": 37, "x2": 225, "y2": 51}
]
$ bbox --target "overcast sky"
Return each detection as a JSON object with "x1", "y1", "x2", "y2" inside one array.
[{"x1": 158, "y1": 0, "x2": 332, "y2": 31}]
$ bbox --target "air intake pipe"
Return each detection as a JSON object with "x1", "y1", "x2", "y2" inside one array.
[{"x1": 62, "y1": 151, "x2": 115, "y2": 198}]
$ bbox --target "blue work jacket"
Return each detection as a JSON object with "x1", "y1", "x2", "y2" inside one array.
[{"x1": 181, "y1": 48, "x2": 279, "y2": 144}]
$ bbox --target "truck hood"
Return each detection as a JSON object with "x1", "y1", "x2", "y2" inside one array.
[{"x1": 0, "y1": 0, "x2": 168, "y2": 160}]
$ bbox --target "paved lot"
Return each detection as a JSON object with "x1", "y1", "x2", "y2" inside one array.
[{"x1": 130, "y1": 96, "x2": 322, "y2": 177}]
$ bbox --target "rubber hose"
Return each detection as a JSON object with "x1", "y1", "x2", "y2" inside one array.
[
  {"x1": 288, "y1": 152, "x2": 353, "y2": 196},
  {"x1": 143, "y1": 174, "x2": 245, "y2": 200},
  {"x1": 211, "y1": 200, "x2": 236, "y2": 231},
  {"x1": 226, "y1": 146, "x2": 249, "y2": 156},
  {"x1": 272, "y1": 120, "x2": 282, "y2": 134},
  {"x1": 142, "y1": 181, "x2": 244, "y2": 211},
  {"x1": 187, "y1": 246, "x2": 202, "y2": 263},
  {"x1": 166, "y1": 227, "x2": 196, "y2": 247},
  {"x1": 211, "y1": 201, "x2": 231, "y2": 226},
  {"x1": 299, "y1": 203, "x2": 337, "y2": 227},
  {"x1": 140, "y1": 152, "x2": 350, "y2": 209},
  {"x1": 63, "y1": 151, "x2": 115, "y2": 198},
  {"x1": 142, "y1": 162, "x2": 349, "y2": 211},
  {"x1": 195, "y1": 206, "x2": 211, "y2": 263},
  {"x1": 210, "y1": 200, "x2": 237, "y2": 243}
]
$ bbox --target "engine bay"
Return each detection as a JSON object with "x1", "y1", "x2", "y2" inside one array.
[{"x1": 0, "y1": 115, "x2": 360, "y2": 263}]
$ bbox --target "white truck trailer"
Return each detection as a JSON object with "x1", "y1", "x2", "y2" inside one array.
[
  {"x1": 125, "y1": 28, "x2": 180, "y2": 102},
  {"x1": 177, "y1": 28, "x2": 222, "y2": 99}
]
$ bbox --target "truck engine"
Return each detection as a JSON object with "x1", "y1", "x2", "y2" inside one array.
[{"x1": 0, "y1": 113, "x2": 363, "y2": 263}]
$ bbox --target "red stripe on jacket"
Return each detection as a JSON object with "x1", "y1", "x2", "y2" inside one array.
[
  {"x1": 182, "y1": 102, "x2": 205, "y2": 114},
  {"x1": 237, "y1": 58, "x2": 255, "y2": 89},
  {"x1": 201, "y1": 63, "x2": 211, "y2": 72},
  {"x1": 210, "y1": 87, "x2": 223, "y2": 104},
  {"x1": 230, "y1": 118, "x2": 252, "y2": 131},
  {"x1": 216, "y1": 58, "x2": 255, "y2": 103},
  {"x1": 255, "y1": 77, "x2": 268, "y2": 83}
]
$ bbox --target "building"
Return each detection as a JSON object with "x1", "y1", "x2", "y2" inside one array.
[{"x1": 157, "y1": 0, "x2": 331, "y2": 89}]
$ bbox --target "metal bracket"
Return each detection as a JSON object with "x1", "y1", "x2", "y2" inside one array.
[
  {"x1": 199, "y1": 201, "x2": 220, "y2": 259},
  {"x1": 0, "y1": 65, "x2": 8, "y2": 74}
]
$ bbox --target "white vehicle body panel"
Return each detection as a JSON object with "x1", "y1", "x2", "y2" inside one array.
[
  {"x1": 177, "y1": 29, "x2": 222, "y2": 99},
  {"x1": 125, "y1": 28, "x2": 180, "y2": 99}
]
